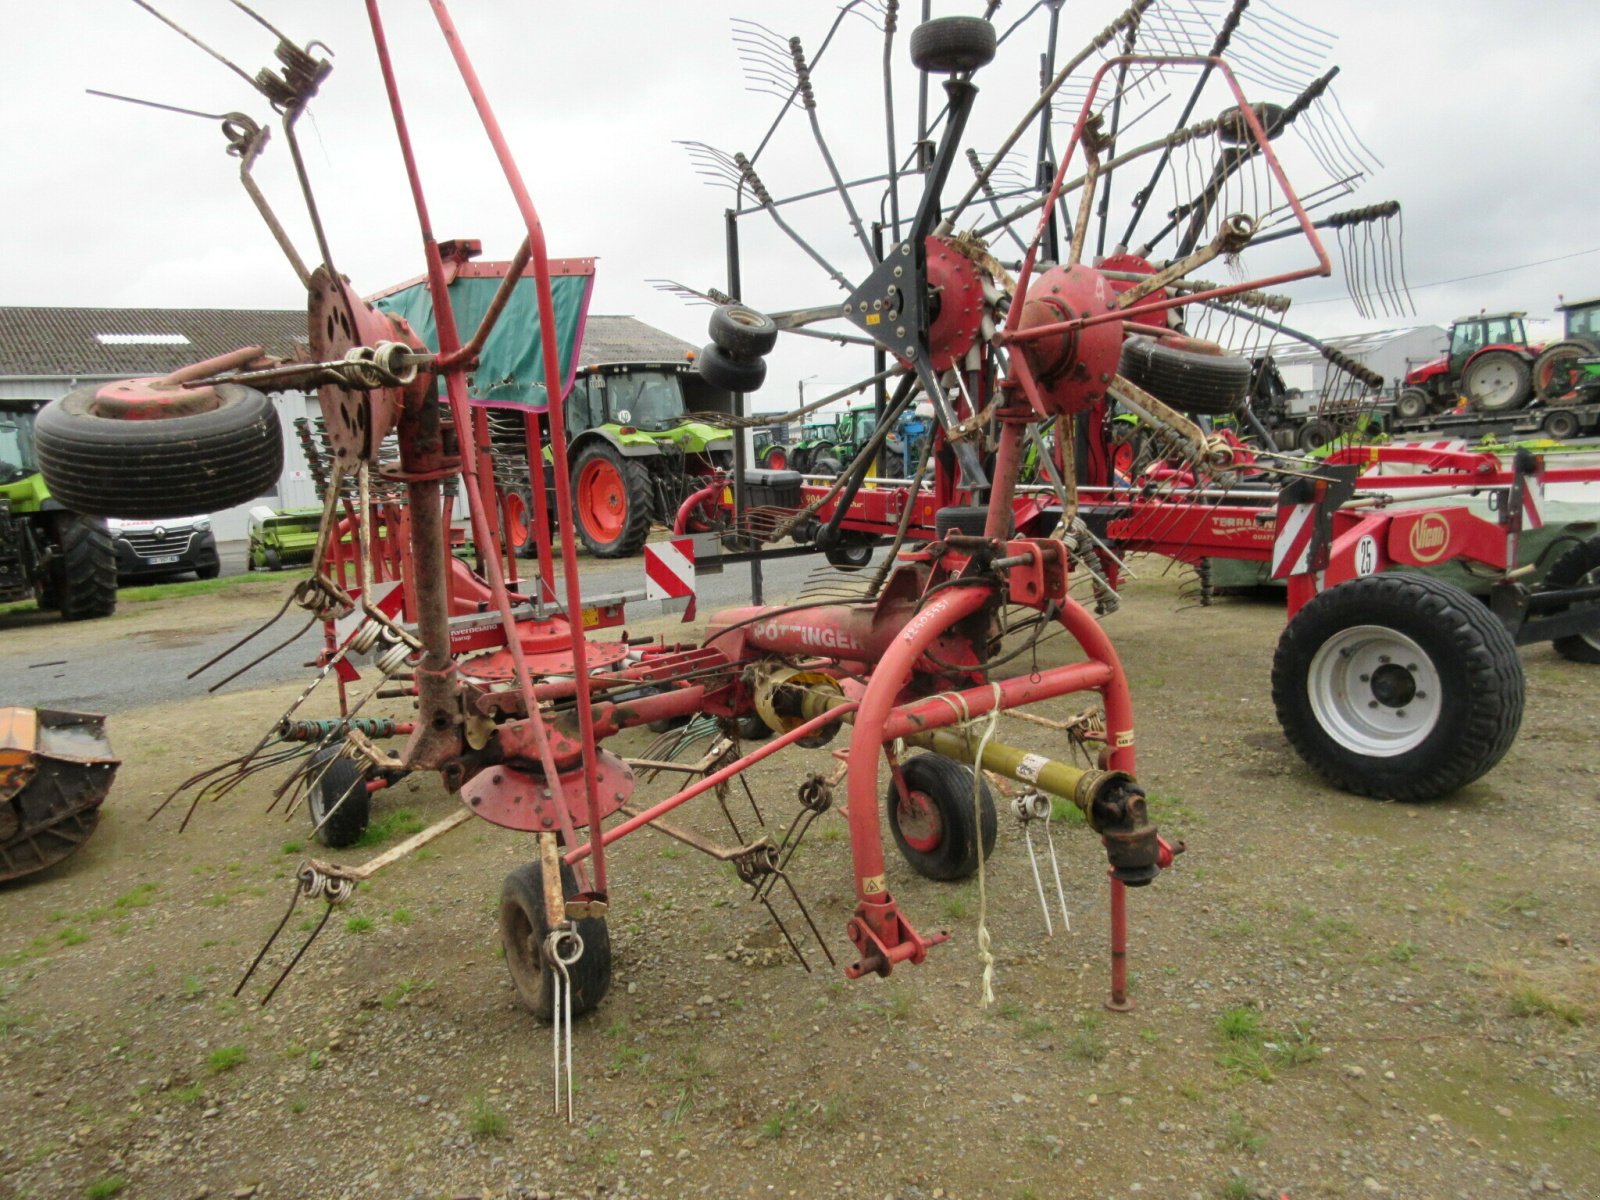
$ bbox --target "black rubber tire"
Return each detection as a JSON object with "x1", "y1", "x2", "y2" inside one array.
[
  {"x1": 1543, "y1": 409, "x2": 1582, "y2": 441},
  {"x1": 1460, "y1": 350, "x2": 1532, "y2": 412},
  {"x1": 697, "y1": 342, "x2": 767, "y2": 394},
  {"x1": 499, "y1": 859, "x2": 612, "y2": 1021},
  {"x1": 571, "y1": 442, "x2": 654, "y2": 559},
  {"x1": 1270, "y1": 574, "x2": 1525, "y2": 801},
  {"x1": 1118, "y1": 338, "x2": 1252, "y2": 416},
  {"x1": 810, "y1": 455, "x2": 844, "y2": 477},
  {"x1": 1216, "y1": 101, "x2": 1287, "y2": 144},
  {"x1": 55, "y1": 514, "x2": 117, "y2": 621},
  {"x1": 1532, "y1": 339, "x2": 1600, "y2": 400},
  {"x1": 824, "y1": 541, "x2": 874, "y2": 569},
  {"x1": 307, "y1": 748, "x2": 371, "y2": 849},
  {"x1": 909, "y1": 16, "x2": 996, "y2": 73},
  {"x1": 934, "y1": 505, "x2": 1011, "y2": 538},
  {"x1": 196, "y1": 561, "x2": 220, "y2": 581},
  {"x1": 1394, "y1": 388, "x2": 1429, "y2": 421},
  {"x1": 264, "y1": 547, "x2": 282, "y2": 571},
  {"x1": 887, "y1": 753, "x2": 999, "y2": 881},
  {"x1": 1297, "y1": 420, "x2": 1335, "y2": 452},
  {"x1": 735, "y1": 712, "x2": 772, "y2": 741},
  {"x1": 1543, "y1": 535, "x2": 1600, "y2": 664},
  {"x1": 708, "y1": 305, "x2": 778, "y2": 358},
  {"x1": 35, "y1": 383, "x2": 283, "y2": 519}
]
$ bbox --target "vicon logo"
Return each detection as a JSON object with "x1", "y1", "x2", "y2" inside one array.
[{"x1": 1407, "y1": 513, "x2": 1451, "y2": 564}]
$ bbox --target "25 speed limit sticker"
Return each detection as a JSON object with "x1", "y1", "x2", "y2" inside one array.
[{"x1": 1354, "y1": 534, "x2": 1378, "y2": 576}]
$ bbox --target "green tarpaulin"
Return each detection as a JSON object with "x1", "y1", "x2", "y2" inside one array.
[{"x1": 373, "y1": 270, "x2": 593, "y2": 410}]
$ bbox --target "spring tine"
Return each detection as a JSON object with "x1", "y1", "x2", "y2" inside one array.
[
  {"x1": 235, "y1": 877, "x2": 302, "y2": 996},
  {"x1": 780, "y1": 869, "x2": 836, "y2": 969},
  {"x1": 206, "y1": 611, "x2": 319, "y2": 693},
  {"x1": 188, "y1": 588, "x2": 298, "y2": 679},
  {"x1": 260, "y1": 902, "x2": 333, "y2": 1006},
  {"x1": 759, "y1": 891, "x2": 811, "y2": 974}
]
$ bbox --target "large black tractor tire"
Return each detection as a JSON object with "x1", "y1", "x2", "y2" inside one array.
[
  {"x1": 697, "y1": 342, "x2": 767, "y2": 394},
  {"x1": 1271, "y1": 574, "x2": 1524, "y2": 801},
  {"x1": 1394, "y1": 388, "x2": 1430, "y2": 421},
  {"x1": 1118, "y1": 337, "x2": 1252, "y2": 416},
  {"x1": 572, "y1": 443, "x2": 654, "y2": 559},
  {"x1": 54, "y1": 515, "x2": 117, "y2": 621},
  {"x1": 307, "y1": 748, "x2": 372, "y2": 849},
  {"x1": 887, "y1": 753, "x2": 999, "y2": 881},
  {"x1": 1543, "y1": 535, "x2": 1600, "y2": 664},
  {"x1": 809, "y1": 454, "x2": 844, "y2": 477},
  {"x1": 1532, "y1": 338, "x2": 1600, "y2": 400},
  {"x1": 708, "y1": 305, "x2": 779, "y2": 358},
  {"x1": 499, "y1": 859, "x2": 612, "y2": 1021},
  {"x1": 909, "y1": 16, "x2": 997, "y2": 73},
  {"x1": 1460, "y1": 350, "x2": 1533, "y2": 412},
  {"x1": 35, "y1": 383, "x2": 283, "y2": 519}
]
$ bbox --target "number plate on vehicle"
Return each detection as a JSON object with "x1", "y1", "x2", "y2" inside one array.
[{"x1": 147, "y1": 555, "x2": 181, "y2": 565}]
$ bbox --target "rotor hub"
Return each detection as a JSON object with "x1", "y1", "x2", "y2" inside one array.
[{"x1": 1014, "y1": 263, "x2": 1122, "y2": 417}]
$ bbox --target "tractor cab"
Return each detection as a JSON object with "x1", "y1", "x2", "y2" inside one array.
[
  {"x1": 0, "y1": 401, "x2": 40, "y2": 488},
  {"x1": 1446, "y1": 312, "x2": 1529, "y2": 377},
  {"x1": 567, "y1": 361, "x2": 727, "y2": 438}
]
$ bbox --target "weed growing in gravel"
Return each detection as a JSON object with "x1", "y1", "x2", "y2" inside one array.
[
  {"x1": 355, "y1": 808, "x2": 426, "y2": 849},
  {"x1": 281, "y1": 841, "x2": 302, "y2": 855},
  {"x1": 84, "y1": 1175, "x2": 127, "y2": 1199},
  {"x1": 345, "y1": 916, "x2": 375, "y2": 935},
  {"x1": 467, "y1": 1093, "x2": 509, "y2": 1139},
  {"x1": 1508, "y1": 985, "x2": 1583, "y2": 1026},
  {"x1": 1220, "y1": 1175, "x2": 1255, "y2": 1200},
  {"x1": 180, "y1": 975, "x2": 204, "y2": 999},
  {"x1": 1389, "y1": 941, "x2": 1419, "y2": 963},
  {"x1": 1220, "y1": 1109, "x2": 1265, "y2": 1152},
  {"x1": 57, "y1": 927, "x2": 89, "y2": 947},
  {"x1": 113, "y1": 883, "x2": 159, "y2": 910},
  {"x1": 207, "y1": 1045, "x2": 247, "y2": 1073},
  {"x1": 172, "y1": 1083, "x2": 204, "y2": 1105},
  {"x1": 758, "y1": 1101, "x2": 801, "y2": 1139},
  {"x1": 1050, "y1": 796, "x2": 1085, "y2": 825},
  {"x1": 1215, "y1": 1006, "x2": 1323, "y2": 1080},
  {"x1": 1065, "y1": 1012, "x2": 1107, "y2": 1064},
  {"x1": 290, "y1": 1098, "x2": 308, "y2": 1114},
  {"x1": 390, "y1": 908, "x2": 412, "y2": 926},
  {"x1": 942, "y1": 893, "x2": 972, "y2": 921}
]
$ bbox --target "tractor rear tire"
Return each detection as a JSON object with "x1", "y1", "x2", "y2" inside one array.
[
  {"x1": 1542, "y1": 535, "x2": 1600, "y2": 664},
  {"x1": 810, "y1": 454, "x2": 844, "y2": 477},
  {"x1": 909, "y1": 16, "x2": 997, "y2": 73},
  {"x1": 499, "y1": 859, "x2": 612, "y2": 1021},
  {"x1": 56, "y1": 515, "x2": 117, "y2": 621},
  {"x1": 1532, "y1": 338, "x2": 1600, "y2": 400},
  {"x1": 35, "y1": 383, "x2": 283, "y2": 518},
  {"x1": 1117, "y1": 337, "x2": 1252, "y2": 416},
  {"x1": 1461, "y1": 351, "x2": 1533, "y2": 412},
  {"x1": 1394, "y1": 388, "x2": 1429, "y2": 421},
  {"x1": 572, "y1": 443, "x2": 653, "y2": 559},
  {"x1": 1271, "y1": 574, "x2": 1524, "y2": 801},
  {"x1": 887, "y1": 753, "x2": 999, "y2": 881}
]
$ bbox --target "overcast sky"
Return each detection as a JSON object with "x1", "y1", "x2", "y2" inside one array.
[{"x1": 3, "y1": 0, "x2": 1597, "y2": 404}]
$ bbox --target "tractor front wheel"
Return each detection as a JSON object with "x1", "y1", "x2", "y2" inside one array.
[
  {"x1": 1394, "y1": 388, "x2": 1429, "y2": 421},
  {"x1": 55, "y1": 515, "x2": 116, "y2": 621},
  {"x1": 572, "y1": 444, "x2": 653, "y2": 558},
  {"x1": 1543, "y1": 535, "x2": 1600, "y2": 664},
  {"x1": 1271, "y1": 574, "x2": 1524, "y2": 801}
]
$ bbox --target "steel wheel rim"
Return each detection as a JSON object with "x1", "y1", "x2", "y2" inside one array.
[
  {"x1": 578, "y1": 459, "x2": 625, "y2": 540},
  {"x1": 1307, "y1": 625, "x2": 1442, "y2": 756},
  {"x1": 1472, "y1": 360, "x2": 1520, "y2": 408},
  {"x1": 898, "y1": 789, "x2": 944, "y2": 852},
  {"x1": 767, "y1": 448, "x2": 787, "y2": 470},
  {"x1": 503, "y1": 490, "x2": 529, "y2": 544}
]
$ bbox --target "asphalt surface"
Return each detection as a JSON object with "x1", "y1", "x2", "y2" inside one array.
[{"x1": 3, "y1": 539, "x2": 852, "y2": 715}]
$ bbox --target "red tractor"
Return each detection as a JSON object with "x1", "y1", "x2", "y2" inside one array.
[{"x1": 1397, "y1": 311, "x2": 1542, "y2": 417}]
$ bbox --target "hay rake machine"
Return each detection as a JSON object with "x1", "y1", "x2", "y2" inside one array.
[{"x1": 34, "y1": 0, "x2": 1454, "y2": 1114}]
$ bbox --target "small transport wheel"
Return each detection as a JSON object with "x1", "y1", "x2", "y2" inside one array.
[
  {"x1": 1271, "y1": 574, "x2": 1524, "y2": 801},
  {"x1": 572, "y1": 442, "x2": 654, "y2": 558},
  {"x1": 1542, "y1": 534, "x2": 1600, "y2": 664},
  {"x1": 708, "y1": 304, "x2": 778, "y2": 358},
  {"x1": 887, "y1": 753, "x2": 998, "y2": 881},
  {"x1": 1460, "y1": 350, "x2": 1532, "y2": 412},
  {"x1": 499, "y1": 859, "x2": 612, "y2": 1021},
  {"x1": 1542, "y1": 409, "x2": 1581, "y2": 441},
  {"x1": 1117, "y1": 337, "x2": 1252, "y2": 415},
  {"x1": 1394, "y1": 388, "x2": 1430, "y2": 421},
  {"x1": 824, "y1": 540, "x2": 874, "y2": 569},
  {"x1": 696, "y1": 342, "x2": 767, "y2": 394},
  {"x1": 307, "y1": 748, "x2": 371, "y2": 849},
  {"x1": 735, "y1": 712, "x2": 772, "y2": 741},
  {"x1": 909, "y1": 16, "x2": 996, "y2": 73},
  {"x1": 55, "y1": 514, "x2": 117, "y2": 621},
  {"x1": 35, "y1": 383, "x2": 283, "y2": 518}
]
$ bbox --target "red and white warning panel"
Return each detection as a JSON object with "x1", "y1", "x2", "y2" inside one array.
[{"x1": 644, "y1": 536, "x2": 697, "y2": 621}]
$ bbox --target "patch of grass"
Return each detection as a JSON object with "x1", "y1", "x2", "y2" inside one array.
[
  {"x1": 57, "y1": 927, "x2": 89, "y2": 947},
  {"x1": 389, "y1": 907, "x2": 412, "y2": 926},
  {"x1": 207, "y1": 1044, "x2": 247, "y2": 1073},
  {"x1": 345, "y1": 916, "x2": 375, "y2": 935},
  {"x1": 758, "y1": 1101, "x2": 801, "y2": 1140},
  {"x1": 172, "y1": 1083, "x2": 205, "y2": 1105},
  {"x1": 113, "y1": 883, "x2": 159, "y2": 910},
  {"x1": 1215, "y1": 1006, "x2": 1322, "y2": 1080},
  {"x1": 1065, "y1": 1012, "x2": 1107, "y2": 1064},
  {"x1": 84, "y1": 1175, "x2": 128, "y2": 1199},
  {"x1": 181, "y1": 975, "x2": 205, "y2": 999},
  {"x1": 1508, "y1": 986, "x2": 1584, "y2": 1026},
  {"x1": 1220, "y1": 1109, "x2": 1265, "y2": 1153},
  {"x1": 281, "y1": 841, "x2": 303, "y2": 855},
  {"x1": 1050, "y1": 795, "x2": 1086, "y2": 826},
  {"x1": 657, "y1": 846, "x2": 683, "y2": 860},
  {"x1": 1389, "y1": 940, "x2": 1419, "y2": 963},
  {"x1": 467, "y1": 1093, "x2": 509, "y2": 1140},
  {"x1": 1220, "y1": 1176, "x2": 1255, "y2": 1200},
  {"x1": 354, "y1": 808, "x2": 426, "y2": 849},
  {"x1": 290, "y1": 1097, "x2": 308, "y2": 1114},
  {"x1": 118, "y1": 575, "x2": 276, "y2": 604},
  {"x1": 942, "y1": 894, "x2": 971, "y2": 921},
  {"x1": 307, "y1": 1049, "x2": 324, "y2": 1071},
  {"x1": 380, "y1": 979, "x2": 420, "y2": 1010},
  {"x1": 1217, "y1": 1006, "x2": 1263, "y2": 1044}
]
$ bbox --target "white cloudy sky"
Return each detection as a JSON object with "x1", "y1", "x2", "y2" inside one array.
[{"x1": 3, "y1": 0, "x2": 1597, "y2": 402}]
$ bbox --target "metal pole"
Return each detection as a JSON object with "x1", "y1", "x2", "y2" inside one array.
[
  {"x1": 726, "y1": 208, "x2": 762, "y2": 605},
  {"x1": 872, "y1": 222, "x2": 888, "y2": 477}
]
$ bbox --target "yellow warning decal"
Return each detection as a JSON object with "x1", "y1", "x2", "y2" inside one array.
[
  {"x1": 865, "y1": 313, "x2": 881, "y2": 325},
  {"x1": 862, "y1": 874, "x2": 888, "y2": 895},
  {"x1": 1115, "y1": 730, "x2": 1135, "y2": 748}
]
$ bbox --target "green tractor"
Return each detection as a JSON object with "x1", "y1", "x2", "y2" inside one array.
[
  {"x1": 0, "y1": 399, "x2": 116, "y2": 620},
  {"x1": 787, "y1": 419, "x2": 842, "y2": 475},
  {"x1": 553, "y1": 361, "x2": 734, "y2": 558}
]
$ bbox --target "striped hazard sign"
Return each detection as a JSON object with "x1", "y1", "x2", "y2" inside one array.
[
  {"x1": 1270, "y1": 500, "x2": 1317, "y2": 580},
  {"x1": 644, "y1": 536, "x2": 696, "y2": 621}
]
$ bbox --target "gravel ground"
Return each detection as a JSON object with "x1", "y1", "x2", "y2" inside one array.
[{"x1": 1, "y1": 569, "x2": 1596, "y2": 1200}]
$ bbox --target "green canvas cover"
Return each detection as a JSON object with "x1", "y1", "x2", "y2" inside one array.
[{"x1": 373, "y1": 271, "x2": 593, "y2": 411}]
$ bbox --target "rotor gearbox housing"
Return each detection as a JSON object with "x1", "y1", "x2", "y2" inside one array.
[{"x1": 1013, "y1": 263, "x2": 1123, "y2": 418}]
